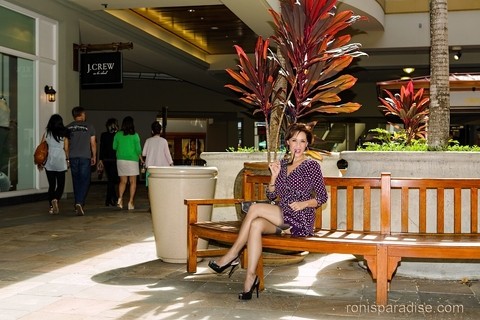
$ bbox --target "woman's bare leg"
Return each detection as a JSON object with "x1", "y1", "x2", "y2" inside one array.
[
  {"x1": 128, "y1": 176, "x2": 137, "y2": 204},
  {"x1": 215, "y1": 203, "x2": 283, "y2": 267},
  {"x1": 243, "y1": 218, "x2": 277, "y2": 292},
  {"x1": 118, "y1": 176, "x2": 127, "y2": 200}
]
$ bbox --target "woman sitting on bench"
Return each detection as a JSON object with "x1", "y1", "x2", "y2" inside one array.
[{"x1": 208, "y1": 123, "x2": 328, "y2": 300}]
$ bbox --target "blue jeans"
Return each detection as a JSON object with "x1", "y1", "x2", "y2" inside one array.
[{"x1": 69, "y1": 158, "x2": 91, "y2": 206}]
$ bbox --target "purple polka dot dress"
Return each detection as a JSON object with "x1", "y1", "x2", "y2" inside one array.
[{"x1": 266, "y1": 158, "x2": 328, "y2": 236}]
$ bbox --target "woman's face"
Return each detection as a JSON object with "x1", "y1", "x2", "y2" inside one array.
[{"x1": 287, "y1": 131, "x2": 308, "y2": 157}]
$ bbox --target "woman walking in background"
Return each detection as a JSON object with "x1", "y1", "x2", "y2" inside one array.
[
  {"x1": 97, "y1": 118, "x2": 119, "y2": 206},
  {"x1": 142, "y1": 121, "x2": 173, "y2": 187},
  {"x1": 42, "y1": 114, "x2": 69, "y2": 214},
  {"x1": 113, "y1": 116, "x2": 143, "y2": 210}
]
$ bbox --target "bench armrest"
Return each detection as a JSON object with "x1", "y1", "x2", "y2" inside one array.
[
  {"x1": 184, "y1": 198, "x2": 243, "y2": 223},
  {"x1": 184, "y1": 198, "x2": 243, "y2": 206}
]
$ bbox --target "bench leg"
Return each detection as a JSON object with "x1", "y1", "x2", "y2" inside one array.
[
  {"x1": 187, "y1": 232, "x2": 198, "y2": 273},
  {"x1": 376, "y1": 245, "x2": 388, "y2": 305}
]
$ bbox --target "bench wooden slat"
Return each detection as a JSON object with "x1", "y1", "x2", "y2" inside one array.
[
  {"x1": 346, "y1": 185, "x2": 354, "y2": 231},
  {"x1": 437, "y1": 188, "x2": 445, "y2": 233},
  {"x1": 419, "y1": 187, "x2": 427, "y2": 233},
  {"x1": 472, "y1": 188, "x2": 478, "y2": 233},
  {"x1": 329, "y1": 185, "x2": 337, "y2": 229},
  {"x1": 455, "y1": 187, "x2": 462, "y2": 233},
  {"x1": 380, "y1": 172, "x2": 390, "y2": 235},
  {"x1": 401, "y1": 186, "x2": 408, "y2": 232},
  {"x1": 388, "y1": 243, "x2": 480, "y2": 259},
  {"x1": 363, "y1": 185, "x2": 371, "y2": 232}
]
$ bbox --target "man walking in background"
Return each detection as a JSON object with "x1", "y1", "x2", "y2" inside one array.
[{"x1": 66, "y1": 106, "x2": 96, "y2": 215}]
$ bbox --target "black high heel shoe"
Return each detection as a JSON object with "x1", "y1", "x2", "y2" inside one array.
[
  {"x1": 208, "y1": 256, "x2": 240, "y2": 278},
  {"x1": 238, "y1": 276, "x2": 259, "y2": 300},
  {"x1": 105, "y1": 199, "x2": 117, "y2": 206}
]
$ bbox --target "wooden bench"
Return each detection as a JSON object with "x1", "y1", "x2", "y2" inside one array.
[
  {"x1": 382, "y1": 175, "x2": 480, "y2": 288},
  {"x1": 185, "y1": 171, "x2": 480, "y2": 305}
]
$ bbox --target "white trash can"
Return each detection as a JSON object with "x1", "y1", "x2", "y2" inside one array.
[{"x1": 147, "y1": 166, "x2": 218, "y2": 263}]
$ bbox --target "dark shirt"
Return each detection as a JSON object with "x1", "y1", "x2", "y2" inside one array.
[
  {"x1": 99, "y1": 131, "x2": 117, "y2": 162},
  {"x1": 66, "y1": 120, "x2": 95, "y2": 159}
]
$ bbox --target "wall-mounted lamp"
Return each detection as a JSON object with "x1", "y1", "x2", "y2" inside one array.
[
  {"x1": 44, "y1": 85, "x2": 56, "y2": 102},
  {"x1": 403, "y1": 67, "x2": 415, "y2": 74},
  {"x1": 452, "y1": 46, "x2": 462, "y2": 61}
]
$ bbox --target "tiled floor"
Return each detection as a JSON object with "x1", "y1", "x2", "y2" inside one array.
[{"x1": 0, "y1": 183, "x2": 479, "y2": 319}]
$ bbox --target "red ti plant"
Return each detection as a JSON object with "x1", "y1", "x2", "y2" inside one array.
[
  {"x1": 269, "y1": 0, "x2": 366, "y2": 125},
  {"x1": 224, "y1": 37, "x2": 283, "y2": 161},
  {"x1": 225, "y1": 0, "x2": 366, "y2": 158},
  {"x1": 378, "y1": 80, "x2": 430, "y2": 145}
]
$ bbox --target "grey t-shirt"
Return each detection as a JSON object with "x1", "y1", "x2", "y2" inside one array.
[{"x1": 67, "y1": 121, "x2": 95, "y2": 159}]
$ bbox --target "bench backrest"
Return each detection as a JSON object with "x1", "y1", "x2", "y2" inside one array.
[
  {"x1": 242, "y1": 170, "x2": 387, "y2": 233},
  {"x1": 243, "y1": 170, "x2": 480, "y2": 235},
  {"x1": 389, "y1": 176, "x2": 480, "y2": 234},
  {"x1": 243, "y1": 171, "x2": 270, "y2": 202},
  {"x1": 322, "y1": 174, "x2": 386, "y2": 233}
]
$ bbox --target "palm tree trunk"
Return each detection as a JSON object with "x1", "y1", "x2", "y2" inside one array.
[
  {"x1": 428, "y1": 0, "x2": 450, "y2": 149},
  {"x1": 268, "y1": 47, "x2": 287, "y2": 161}
]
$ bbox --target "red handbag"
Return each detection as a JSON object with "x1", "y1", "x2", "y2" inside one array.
[{"x1": 34, "y1": 140, "x2": 48, "y2": 165}]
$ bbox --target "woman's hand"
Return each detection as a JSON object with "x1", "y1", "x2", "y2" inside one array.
[
  {"x1": 289, "y1": 201, "x2": 307, "y2": 211},
  {"x1": 268, "y1": 160, "x2": 280, "y2": 178}
]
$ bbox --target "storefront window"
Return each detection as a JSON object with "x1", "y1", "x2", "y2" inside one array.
[
  {"x1": 0, "y1": 6, "x2": 35, "y2": 54},
  {"x1": 0, "y1": 3, "x2": 37, "y2": 193},
  {"x1": 0, "y1": 53, "x2": 35, "y2": 192}
]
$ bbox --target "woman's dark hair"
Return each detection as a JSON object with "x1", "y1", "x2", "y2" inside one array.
[
  {"x1": 284, "y1": 122, "x2": 314, "y2": 145},
  {"x1": 121, "y1": 116, "x2": 135, "y2": 135},
  {"x1": 151, "y1": 121, "x2": 162, "y2": 135},
  {"x1": 283, "y1": 123, "x2": 314, "y2": 165},
  {"x1": 105, "y1": 118, "x2": 118, "y2": 133},
  {"x1": 46, "y1": 114, "x2": 69, "y2": 142}
]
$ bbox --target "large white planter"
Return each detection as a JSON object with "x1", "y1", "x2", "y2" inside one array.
[
  {"x1": 340, "y1": 151, "x2": 480, "y2": 280},
  {"x1": 147, "y1": 166, "x2": 218, "y2": 263},
  {"x1": 201, "y1": 152, "x2": 341, "y2": 221}
]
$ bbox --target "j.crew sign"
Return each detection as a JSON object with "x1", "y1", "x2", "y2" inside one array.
[{"x1": 80, "y1": 52, "x2": 123, "y2": 88}]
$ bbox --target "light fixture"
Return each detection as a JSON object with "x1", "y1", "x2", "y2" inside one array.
[
  {"x1": 403, "y1": 67, "x2": 415, "y2": 74},
  {"x1": 452, "y1": 46, "x2": 462, "y2": 61},
  {"x1": 44, "y1": 85, "x2": 56, "y2": 102}
]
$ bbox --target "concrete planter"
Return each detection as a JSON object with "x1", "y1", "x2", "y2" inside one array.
[
  {"x1": 340, "y1": 151, "x2": 480, "y2": 280},
  {"x1": 341, "y1": 151, "x2": 480, "y2": 178},
  {"x1": 200, "y1": 152, "x2": 268, "y2": 221},
  {"x1": 147, "y1": 166, "x2": 218, "y2": 263}
]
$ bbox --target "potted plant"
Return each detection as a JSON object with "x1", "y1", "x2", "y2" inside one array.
[
  {"x1": 202, "y1": 0, "x2": 366, "y2": 222},
  {"x1": 225, "y1": 0, "x2": 366, "y2": 162},
  {"x1": 377, "y1": 79, "x2": 430, "y2": 145}
]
